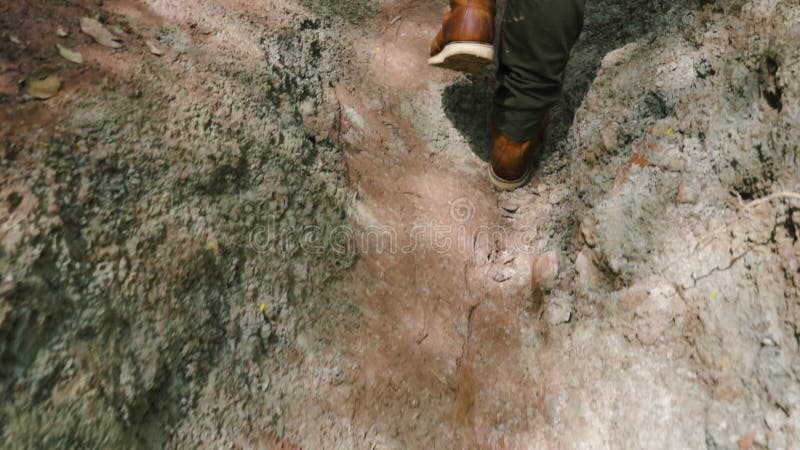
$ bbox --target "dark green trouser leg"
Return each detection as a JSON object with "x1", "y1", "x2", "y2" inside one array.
[{"x1": 492, "y1": 0, "x2": 586, "y2": 141}]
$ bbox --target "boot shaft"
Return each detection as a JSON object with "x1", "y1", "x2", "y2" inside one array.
[
  {"x1": 449, "y1": 0, "x2": 497, "y2": 14},
  {"x1": 440, "y1": 0, "x2": 496, "y2": 46}
]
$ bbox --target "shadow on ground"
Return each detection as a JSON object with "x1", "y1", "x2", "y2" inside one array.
[{"x1": 441, "y1": 74, "x2": 495, "y2": 161}]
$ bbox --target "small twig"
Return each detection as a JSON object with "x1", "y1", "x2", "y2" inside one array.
[
  {"x1": 743, "y1": 191, "x2": 800, "y2": 209},
  {"x1": 334, "y1": 95, "x2": 343, "y2": 146},
  {"x1": 378, "y1": 16, "x2": 403, "y2": 35},
  {"x1": 401, "y1": 191, "x2": 422, "y2": 199}
]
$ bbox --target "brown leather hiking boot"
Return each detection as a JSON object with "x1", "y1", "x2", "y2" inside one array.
[
  {"x1": 489, "y1": 120, "x2": 548, "y2": 191},
  {"x1": 428, "y1": 0, "x2": 496, "y2": 73}
]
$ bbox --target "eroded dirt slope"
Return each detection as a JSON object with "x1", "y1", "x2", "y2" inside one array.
[{"x1": 1, "y1": 0, "x2": 799, "y2": 448}]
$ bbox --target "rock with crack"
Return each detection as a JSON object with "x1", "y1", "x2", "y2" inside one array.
[{"x1": 544, "y1": 297, "x2": 572, "y2": 325}]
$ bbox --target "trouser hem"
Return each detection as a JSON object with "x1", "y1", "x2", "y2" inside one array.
[{"x1": 491, "y1": 106, "x2": 548, "y2": 142}]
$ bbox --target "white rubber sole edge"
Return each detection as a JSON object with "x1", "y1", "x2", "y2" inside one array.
[
  {"x1": 428, "y1": 42, "x2": 495, "y2": 65},
  {"x1": 489, "y1": 164, "x2": 532, "y2": 191}
]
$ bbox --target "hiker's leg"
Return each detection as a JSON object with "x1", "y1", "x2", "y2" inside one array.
[{"x1": 492, "y1": 0, "x2": 586, "y2": 141}]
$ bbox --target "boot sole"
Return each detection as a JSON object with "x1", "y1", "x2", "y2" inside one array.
[
  {"x1": 489, "y1": 164, "x2": 532, "y2": 191},
  {"x1": 428, "y1": 42, "x2": 494, "y2": 73}
]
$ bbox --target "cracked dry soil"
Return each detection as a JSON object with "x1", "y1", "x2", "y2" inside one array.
[{"x1": 1, "y1": 0, "x2": 800, "y2": 448}]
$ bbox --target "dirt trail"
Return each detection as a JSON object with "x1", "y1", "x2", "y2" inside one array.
[{"x1": 2, "y1": 0, "x2": 800, "y2": 448}]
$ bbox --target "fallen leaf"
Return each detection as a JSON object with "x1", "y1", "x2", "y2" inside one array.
[
  {"x1": 80, "y1": 17, "x2": 122, "y2": 48},
  {"x1": 25, "y1": 68, "x2": 61, "y2": 99},
  {"x1": 57, "y1": 26, "x2": 69, "y2": 37},
  {"x1": 630, "y1": 152, "x2": 649, "y2": 168},
  {"x1": 9, "y1": 35, "x2": 22, "y2": 45},
  {"x1": 145, "y1": 40, "x2": 164, "y2": 56},
  {"x1": 57, "y1": 44, "x2": 83, "y2": 64}
]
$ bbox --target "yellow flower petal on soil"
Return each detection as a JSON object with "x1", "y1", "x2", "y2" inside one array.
[{"x1": 207, "y1": 239, "x2": 220, "y2": 257}]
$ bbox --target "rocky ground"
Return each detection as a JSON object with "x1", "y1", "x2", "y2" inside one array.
[{"x1": 1, "y1": 0, "x2": 799, "y2": 448}]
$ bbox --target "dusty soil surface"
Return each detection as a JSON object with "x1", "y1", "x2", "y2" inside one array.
[{"x1": 2, "y1": 0, "x2": 799, "y2": 448}]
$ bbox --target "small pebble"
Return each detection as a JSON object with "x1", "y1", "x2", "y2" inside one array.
[
  {"x1": 493, "y1": 267, "x2": 516, "y2": 283},
  {"x1": 146, "y1": 40, "x2": 164, "y2": 56},
  {"x1": 677, "y1": 183, "x2": 699, "y2": 204},
  {"x1": 545, "y1": 301, "x2": 572, "y2": 325},
  {"x1": 498, "y1": 199, "x2": 520, "y2": 213}
]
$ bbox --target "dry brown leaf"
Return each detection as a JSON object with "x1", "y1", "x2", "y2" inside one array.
[
  {"x1": 630, "y1": 152, "x2": 649, "y2": 168},
  {"x1": 25, "y1": 68, "x2": 61, "y2": 99},
  {"x1": 145, "y1": 40, "x2": 164, "y2": 56},
  {"x1": 80, "y1": 17, "x2": 122, "y2": 48},
  {"x1": 57, "y1": 44, "x2": 83, "y2": 64}
]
